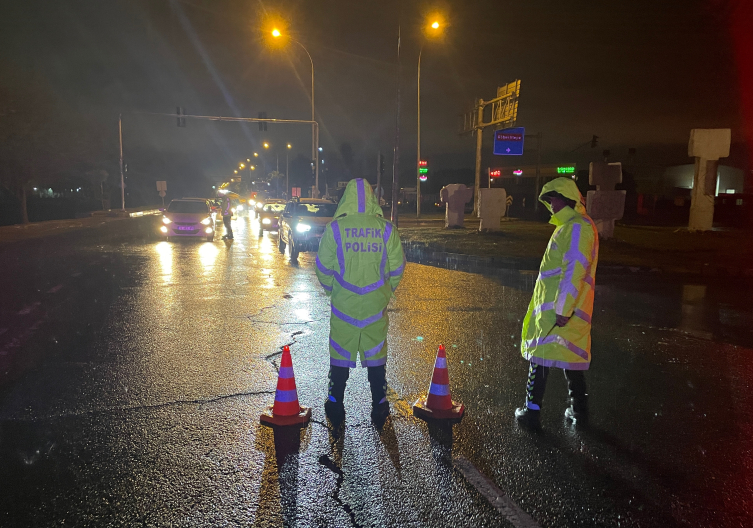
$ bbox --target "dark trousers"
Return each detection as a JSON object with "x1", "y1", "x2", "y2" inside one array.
[
  {"x1": 525, "y1": 361, "x2": 587, "y2": 412},
  {"x1": 222, "y1": 215, "x2": 233, "y2": 239},
  {"x1": 328, "y1": 365, "x2": 387, "y2": 406}
]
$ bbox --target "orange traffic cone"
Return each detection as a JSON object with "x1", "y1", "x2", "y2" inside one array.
[
  {"x1": 413, "y1": 344, "x2": 465, "y2": 421},
  {"x1": 260, "y1": 346, "x2": 311, "y2": 427}
]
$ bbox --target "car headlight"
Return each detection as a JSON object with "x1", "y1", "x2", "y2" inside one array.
[
  {"x1": 256, "y1": 203, "x2": 263, "y2": 209},
  {"x1": 236, "y1": 205, "x2": 243, "y2": 211},
  {"x1": 231, "y1": 207, "x2": 236, "y2": 213},
  {"x1": 201, "y1": 217, "x2": 211, "y2": 225},
  {"x1": 296, "y1": 223, "x2": 311, "y2": 233},
  {"x1": 160, "y1": 226, "x2": 168, "y2": 233},
  {"x1": 262, "y1": 218, "x2": 271, "y2": 225},
  {"x1": 162, "y1": 216, "x2": 171, "y2": 224},
  {"x1": 205, "y1": 227, "x2": 213, "y2": 233},
  {"x1": 249, "y1": 200, "x2": 256, "y2": 206}
]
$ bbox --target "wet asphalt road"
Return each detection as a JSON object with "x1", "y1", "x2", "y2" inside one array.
[{"x1": 0, "y1": 215, "x2": 752, "y2": 527}]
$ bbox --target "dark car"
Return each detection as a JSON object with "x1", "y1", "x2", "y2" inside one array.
[
  {"x1": 277, "y1": 199, "x2": 338, "y2": 260},
  {"x1": 257, "y1": 200, "x2": 286, "y2": 236}
]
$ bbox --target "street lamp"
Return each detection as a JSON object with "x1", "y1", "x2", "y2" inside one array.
[
  {"x1": 417, "y1": 17, "x2": 445, "y2": 218},
  {"x1": 271, "y1": 28, "x2": 318, "y2": 198}
]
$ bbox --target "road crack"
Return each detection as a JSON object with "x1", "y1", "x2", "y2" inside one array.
[{"x1": 318, "y1": 454, "x2": 363, "y2": 528}]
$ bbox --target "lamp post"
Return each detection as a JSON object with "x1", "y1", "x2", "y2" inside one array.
[
  {"x1": 272, "y1": 29, "x2": 318, "y2": 197},
  {"x1": 286, "y1": 143, "x2": 292, "y2": 198},
  {"x1": 416, "y1": 19, "x2": 443, "y2": 218}
]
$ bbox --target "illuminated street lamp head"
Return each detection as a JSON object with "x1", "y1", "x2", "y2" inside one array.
[
  {"x1": 234, "y1": 170, "x2": 238, "y2": 174},
  {"x1": 287, "y1": 143, "x2": 292, "y2": 149},
  {"x1": 251, "y1": 166, "x2": 256, "y2": 170},
  {"x1": 431, "y1": 21, "x2": 439, "y2": 29},
  {"x1": 246, "y1": 158, "x2": 250, "y2": 162},
  {"x1": 253, "y1": 152, "x2": 258, "y2": 157},
  {"x1": 263, "y1": 142, "x2": 270, "y2": 149},
  {"x1": 272, "y1": 28, "x2": 281, "y2": 38},
  {"x1": 239, "y1": 163, "x2": 245, "y2": 168}
]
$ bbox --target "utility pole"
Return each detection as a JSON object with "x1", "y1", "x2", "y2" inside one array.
[
  {"x1": 376, "y1": 152, "x2": 382, "y2": 206},
  {"x1": 390, "y1": 26, "x2": 401, "y2": 226},
  {"x1": 473, "y1": 99, "x2": 484, "y2": 216},
  {"x1": 534, "y1": 133, "x2": 543, "y2": 213},
  {"x1": 119, "y1": 113, "x2": 125, "y2": 212}
]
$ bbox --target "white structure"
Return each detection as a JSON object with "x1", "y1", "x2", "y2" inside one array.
[
  {"x1": 478, "y1": 188, "x2": 507, "y2": 232},
  {"x1": 586, "y1": 162, "x2": 626, "y2": 239},
  {"x1": 687, "y1": 129, "x2": 731, "y2": 231},
  {"x1": 440, "y1": 184, "x2": 473, "y2": 228}
]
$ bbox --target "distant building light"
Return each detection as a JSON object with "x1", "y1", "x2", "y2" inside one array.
[
  {"x1": 513, "y1": 169, "x2": 523, "y2": 176},
  {"x1": 419, "y1": 168, "x2": 428, "y2": 174},
  {"x1": 490, "y1": 169, "x2": 501, "y2": 178},
  {"x1": 557, "y1": 166, "x2": 575, "y2": 174},
  {"x1": 726, "y1": 189, "x2": 735, "y2": 194},
  {"x1": 419, "y1": 160, "x2": 428, "y2": 167},
  {"x1": 419, "y1": 175, "x2": 428, "y2": 182},
  {"x1": 33, "y1": 187, "x2": 38, "y2": 191}
]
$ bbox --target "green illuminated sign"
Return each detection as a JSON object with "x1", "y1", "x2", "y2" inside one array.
[
  {"x1": 419, "y1": 168, "x2": 428, "y2": 174},
  {"x1": 557, "y1": 166, "x2": 575, "y2": 174}
]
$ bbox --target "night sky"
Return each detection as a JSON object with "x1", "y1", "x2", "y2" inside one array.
[{"x1": 1, "y1": 0, "x2": 749, "y2": 192}]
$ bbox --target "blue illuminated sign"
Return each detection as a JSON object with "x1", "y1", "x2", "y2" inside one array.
[{"x1": 493, "y1": 127, "x2": 525, "y2": 156}]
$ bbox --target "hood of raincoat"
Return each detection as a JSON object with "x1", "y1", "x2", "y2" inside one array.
[
  {"x1": 539, "y1": 177, "x2": 587, "y2": 215},
  {"x1": 334, "y1": 178, "x2": 383, "y2": 218}
]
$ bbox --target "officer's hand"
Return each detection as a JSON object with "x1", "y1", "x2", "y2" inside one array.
[{"x1": 555, "y1": 314, "x2": 570, "y2": 327}]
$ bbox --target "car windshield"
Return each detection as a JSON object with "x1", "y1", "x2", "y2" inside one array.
[
  {"x1": 167, "y1": 201, "x2": 208, "y2": 214},
  {"x1": 294, "y1": 203, "x2": 337, "y2": 217},
  {"x1": 263, "y1": 203, "x2": 285, "y2": 213}
]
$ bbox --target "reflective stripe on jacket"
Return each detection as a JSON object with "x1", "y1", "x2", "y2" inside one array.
[
  {"x1": 316, "y1": 179, "x2": 405, "y2": 368},
  {"x1": 521, "y1": 178, "x2": 599, "y2": 370}
]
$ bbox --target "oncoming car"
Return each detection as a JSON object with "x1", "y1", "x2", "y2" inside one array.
[
  {"x1": 159, "y1": 199, "x2": 215, "y2": 241},
  {"x1": 257, "y1": 199, "x2": 286, "y2": 236},
  {"x1": 278, "y1": 199, "x2": 338, "y2": 260}
]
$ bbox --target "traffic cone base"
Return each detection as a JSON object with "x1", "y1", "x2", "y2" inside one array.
[
  {"x1": 260, "y1": 404, "x2": 312, "y2": 427},
  {"x1": 413, "y1": 397, "x2": 465, "y2": 422}
]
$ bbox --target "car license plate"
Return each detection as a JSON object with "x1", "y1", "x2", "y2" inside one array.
[{"x1": 177, "y1": 226, "x2": 194, "y2": 231}]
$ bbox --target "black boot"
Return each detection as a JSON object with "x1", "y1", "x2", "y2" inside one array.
[
  {"x1": 515, "y1": 406, "x2": 541, "y2": 429},
  {"x1": 564, "y1": 369, "x2": 588, "y2": 425},
  {"x1": 367, "y1": 365, "x2": 389, "y2": 426},
  {"x1": 515, "y1": 362, "x2": 548, "y2": 429}
]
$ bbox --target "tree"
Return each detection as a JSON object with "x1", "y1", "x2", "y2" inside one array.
[{"x1": 0, "y1": 62, "x2": 105, "y2": 223}]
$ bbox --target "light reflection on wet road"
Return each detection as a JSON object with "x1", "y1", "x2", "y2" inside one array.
[{"x1": 0, "y1": 215, "x2": 751, "y2": 527}]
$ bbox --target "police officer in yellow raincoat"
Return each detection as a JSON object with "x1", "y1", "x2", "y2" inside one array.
[
  {"x1": 515, "y1": 177, "x2": 599, "y2": 428},
  {"x1": 316, "y1": 179, "x2": 405, "y2": 424}
]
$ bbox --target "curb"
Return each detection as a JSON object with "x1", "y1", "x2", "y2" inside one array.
[{"x1": 402, "y1": 241, "x2": 753, "y2": 280}]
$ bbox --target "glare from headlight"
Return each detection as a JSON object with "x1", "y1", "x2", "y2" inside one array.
[
  {"x1": 231, "y1": 207, "x2": 236, "y2": 213},
  {"x1": 237, "y1": 205, "x2": 243, "y2": 211},
  {"x1": 205, "y1": 227, "x2": 213, "y2": 234},
  {"x1": 160, "y1": 226, "x2": 168, "y2": 233},
  {"x1": 162, "y1": 216, "x2": 171, "y2": 224},
  {"x1": 249, "y1": 200, "x2": 256, "y2": 206},
  {"x1": 256, "y1": 203, "x2": 263, "y2": 209},
  {"x1": 201, "y1": 217, "x2": 211, "y2": 225},
  {"x1": 296, "y1": 223, "x2": 311, "y2": 233},
  {"x1": 262, "y1": 218, "x2": 271, "y2": 225}
]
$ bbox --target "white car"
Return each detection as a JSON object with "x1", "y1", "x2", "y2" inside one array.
[{"x1": 160, "y1": 199, "x2": 215, "y2": 241}]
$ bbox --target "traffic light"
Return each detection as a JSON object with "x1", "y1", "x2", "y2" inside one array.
[
  {"x1": 258, "y1": 112, "x2": 267, "y2": 131},
  {"x1": 590, "y1": 135, "x2": 599, "y2": 148},
  {"x1": 176, "y1": 107, "x2": 186, "y2": 127}
]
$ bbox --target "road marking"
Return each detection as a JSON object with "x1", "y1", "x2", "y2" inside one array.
[
  {"x1": 453, "y1": 456, "x2": 540, "y2": 528},
  {"x1": 17, "y1": 302, "x2": 41, "y2": 315},
  {"x1": 47, "y1": 284, "x2": 64, "y2": 294}
]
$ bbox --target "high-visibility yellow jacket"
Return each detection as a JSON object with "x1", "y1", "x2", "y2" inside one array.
[
  {"x1": 521, "y1": 178, "x2": 599, "y2": 370},
  {"x1": 316, "y1": 179, "x2": 405, "y2": 368}
]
